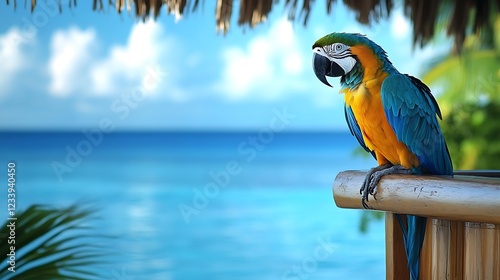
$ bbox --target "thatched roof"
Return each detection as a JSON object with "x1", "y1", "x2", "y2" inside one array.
[{"x1": 6, "y1": 0, "x2": 500, "y2": 49}]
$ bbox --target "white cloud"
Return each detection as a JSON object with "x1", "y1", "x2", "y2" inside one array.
[
  {"x1": 48, "y1": 27, "x2": 96, "y2": 97},
  {"x1": 90, "y1": 20, "x2": 165, "y2": 95},
  {"x1": 0, "y1": 28, "x2": 30, "y2": 95},
  {"x1": 47, "y1": 21, "x2": 183, "y2": 101},
  {"x1": 218, "y1": 17, "x2": 306, "y2": 100},
  {"x1": 391, "y1": 10, "x2": 411, "y2": 40}
]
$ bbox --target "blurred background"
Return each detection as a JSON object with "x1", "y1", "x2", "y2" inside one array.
[{"x1": 0, "y1": 0, "x2": 498, "y2": 279}]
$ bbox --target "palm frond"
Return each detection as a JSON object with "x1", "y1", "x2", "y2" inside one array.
[
  {"x1": 0, "y1": 204, "x2": 109, "y2": 280},
  {"x1": 423, "y1": 50, "x2": 500, "y2": 108}
]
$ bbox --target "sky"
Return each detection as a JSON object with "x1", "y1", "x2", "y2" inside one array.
[{"x1": 0, "y1": 1, "x2": 447, "y2": 131}]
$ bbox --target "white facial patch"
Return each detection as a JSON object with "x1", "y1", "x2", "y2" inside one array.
[{"x1": 333, "y1": 56, "x2": 357, "y2": 74}]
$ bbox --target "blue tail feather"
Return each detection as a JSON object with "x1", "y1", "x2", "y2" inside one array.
[{"x1": 396, "y1": 214, "x2": 427, "y2": 280}]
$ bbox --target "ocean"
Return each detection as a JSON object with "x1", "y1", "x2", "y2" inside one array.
[{"x1": 0, "y1": 131, "x2": 385, "y2": 280}]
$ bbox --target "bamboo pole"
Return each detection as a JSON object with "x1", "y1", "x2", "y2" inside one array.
[
  {"x1": 333, "y1": 170, "x2": 500, "y2": 224},
  {"x1": 464, "y1": 222, "x2": 500, "y2": 279},
  {"x1": 386, "y1": 213, "x2": 410, "y2": 280}
]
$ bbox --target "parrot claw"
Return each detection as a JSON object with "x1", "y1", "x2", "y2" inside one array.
[{"x1": 360, "y1": 164, "x2": 412, "y2": 209}]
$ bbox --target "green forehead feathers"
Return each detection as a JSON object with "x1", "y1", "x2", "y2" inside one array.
[{"x1": 312, "y1": 33, "x2": 370, "y2": 48}]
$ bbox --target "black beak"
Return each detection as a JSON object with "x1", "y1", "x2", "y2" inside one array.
[{"x1": 312, "y1": 53, "x2": 345, "y2": 87}]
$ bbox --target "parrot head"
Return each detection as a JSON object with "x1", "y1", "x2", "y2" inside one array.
[{"x1": 312, "y1": 32, "x2": 390, "y2": 88}]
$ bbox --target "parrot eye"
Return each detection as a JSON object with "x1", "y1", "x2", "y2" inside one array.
[
  {"x1": 323, "y1": 43, "x2": 348, "y2": 56},
  {"x1": 333, "y1": 43, "x2": 347, "y2": 52}
]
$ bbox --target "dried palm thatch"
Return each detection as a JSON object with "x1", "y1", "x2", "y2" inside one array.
[{"x1": 5, "y1": 0, "x2": 500, "y2": 49}]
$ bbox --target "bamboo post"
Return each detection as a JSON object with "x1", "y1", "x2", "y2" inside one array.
[
  {"x1": 386, "y1": 213, "x2": 410, "y2": 280},
  {"x1": 333, "y1": 171, "x2": 500, "y2": 224},
  {"x1": 332, "y1": 170, "x2": 500, "y2": 280}
]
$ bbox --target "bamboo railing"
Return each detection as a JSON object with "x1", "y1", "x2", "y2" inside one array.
[{"x1": 333, "y1": 170, "x2": 500, "y2": 280}]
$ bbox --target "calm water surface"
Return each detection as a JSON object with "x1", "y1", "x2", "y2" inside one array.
[{"x1": 0, "y1": 132, "x2": 385, "y2": 280}]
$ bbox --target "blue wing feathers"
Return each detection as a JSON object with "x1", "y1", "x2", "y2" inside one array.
[
  {"x1": 382, "y1": 73, "x2": 452, "y2": 280},
  {"x1": 407, "y1": 75, "x2": 443, "y2": 119},
  {"x1": 381, "y1": 74, "x2": 453, "y2": 176}
]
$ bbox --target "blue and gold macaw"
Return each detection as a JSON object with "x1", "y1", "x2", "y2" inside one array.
[{"x1": 312, "y1": 33, "x2": 453, "y2": 280}]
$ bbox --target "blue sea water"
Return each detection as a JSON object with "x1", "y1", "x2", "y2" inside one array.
[{"x1": 0, "y1": 131, "x2": 385, "y2": 280}]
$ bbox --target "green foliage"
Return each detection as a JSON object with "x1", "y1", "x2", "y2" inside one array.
[
  {"x1": 439, "y1": 101, "x2": 500, "y2": 169},
  {"x1": 0, "y1": 204, "x2": 108, "y2": 280},
  {"x1": 423, "y1": 16, "x2": 500, "y2": 170},
  {"x1": 359, "y1": 211, "x2": 384, "y2": 234}
]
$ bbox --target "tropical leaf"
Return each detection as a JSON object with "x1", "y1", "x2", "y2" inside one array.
[
  {"x1": 423, "y1": 50, "x2": 500, "y2": 114},
  {"x1": 0, "y1": 204, "x2": 109, "y2": 280}
]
